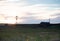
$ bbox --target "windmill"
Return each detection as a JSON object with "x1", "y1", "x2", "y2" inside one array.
[{"x1": 16, "y1": 16, "x2": 18, "y2": 24}]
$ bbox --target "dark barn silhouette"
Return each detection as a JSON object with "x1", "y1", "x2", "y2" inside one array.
[{"x1": 40, "y1": 22, "x2": 50, "y2": 27}]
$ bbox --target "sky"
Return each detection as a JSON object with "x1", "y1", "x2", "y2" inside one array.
[{"x1": 0, "y1": 0, "x2": 60, "y2": 24}]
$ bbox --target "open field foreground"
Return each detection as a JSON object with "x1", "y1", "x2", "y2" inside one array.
[{"x1": 0, "y1": 25, "x2": 60, "y2": 41}]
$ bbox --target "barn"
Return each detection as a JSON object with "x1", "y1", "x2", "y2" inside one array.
[{"x1": 40, "y1": 22, "x2": 50, "y2": 27}]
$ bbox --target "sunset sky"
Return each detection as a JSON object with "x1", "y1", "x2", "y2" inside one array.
[{"x1": 0, "y1": 0, "x2": 60, "y2": 24}]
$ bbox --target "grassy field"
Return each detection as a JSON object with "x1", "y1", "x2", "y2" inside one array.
[{"x1": 0, "y1": 26, "x2": 60, "y2": 41}]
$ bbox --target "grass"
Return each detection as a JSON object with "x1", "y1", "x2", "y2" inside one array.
[{"x1": 0, "y1": 26, "x2": 60, "y2": 41}]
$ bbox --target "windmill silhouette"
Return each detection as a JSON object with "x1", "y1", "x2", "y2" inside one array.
[
  {"x1": 16, "y1": 16, "x2": 18, "y2": 24},
  {"x1": 4, "y1": 16, "x2": 18, "y2": 24}
]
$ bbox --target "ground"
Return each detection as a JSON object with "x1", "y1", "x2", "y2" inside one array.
[{"x1": 0, "y1": 25, "x2": 60, "y2": 41}]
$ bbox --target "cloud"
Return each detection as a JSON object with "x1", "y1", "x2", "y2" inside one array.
[
  {"x1": 50, "y1": 16, "x2": 60, "y2": 23},
  {"x1": 17, "y1": 4, "x2": 60, "y2": 23},
  {"x1": 27, "y1": 0, "x2": 60, "y2": 4},
  {"x1": 0, "y1": 0, "x2": 60, "y2": 24},
  {"x1": 21, "y1": 4, "x2": 60, "y2": 18},
  {"x1": 0, "y1": 0, "x2": 28, "y2": 6},
  {"x1": 0, "y1": 0, "x2": 28, "y2": 23},
  {"x1": 51, "y1": 13, "x2": 60, "y2": 16},
  {"x1": 0, "y1": 0, "x2": 28, "y2": 16}
]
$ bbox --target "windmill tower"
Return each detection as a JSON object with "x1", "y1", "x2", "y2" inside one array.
[{"x1": 16, "y1": 16, "x2": 18, "y2": 24}]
